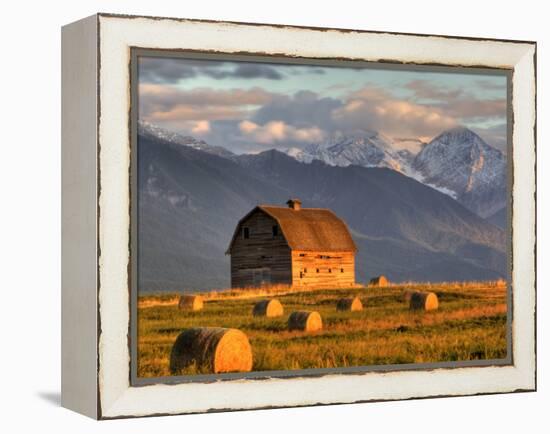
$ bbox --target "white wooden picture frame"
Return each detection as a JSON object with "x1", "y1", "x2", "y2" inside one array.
[{"x1": 61, "y1": 13, "x2": 536, "y2": 419}]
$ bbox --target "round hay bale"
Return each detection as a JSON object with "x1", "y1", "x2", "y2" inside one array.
[
  {"x1": 253, "y1": 299, "x2": 284, "y2": 317},
  {"x1": 369, "y1": 275, "x2": 389, "y2": 287},
  {"x1": 409, "y1": 291, "x2": 439, "y2": 311},
  {"x1": 288, "y1": 311, "x2": 323, "y2": 332},
  {"x1": 170, "y1": 327, "x2": 253, "y2": 374},
  {"x1": 336, "y1": 297, "x2": 363, "y2": 311},
  {"x1": 178, "y1": 294, "x2": 204, "y2": 311},
  {"x1": 403, "y1": 289, "x2": 415, "y2": 303}
]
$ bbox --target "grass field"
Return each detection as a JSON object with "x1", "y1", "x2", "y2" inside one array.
[{"x1": 137, "y1": 281, "x2": 508, "y2": 378}]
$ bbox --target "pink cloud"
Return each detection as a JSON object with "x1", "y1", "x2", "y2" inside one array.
[
  {"x1": 139, "y1": 84, "x2": 275, "y2": 122},
  {"x1": 332, "y1": 87, "x2": 458, "y2": 139},
  {"x1": 238, "y1": 120, "x2": 325, "y2": 144}
]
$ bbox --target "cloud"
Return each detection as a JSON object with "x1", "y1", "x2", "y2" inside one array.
[
  {"x1": 139, "y1": 57, "x2": 284, "y2": 83},
  {"x1": 139, "y1": 84, "x2": 275, "y2": 121},
  {"x1": 238, "y1": 120, "x2": 326, "y2": 145},
  {"x1": 138, "y1": 71, "x2": 508, "y2": 154},
  {"x1": 140, "y1": 84, "x2": 273, "y2": 107},
  {"x1": 138, "y1": 58, "x2": 219, "y2": 83},
  {"x1": 404, "y1": 79, "x2": 506, "y2": 121},
  {"x1": 332, "y1": 87, "x2": 458, "y2": 140},
  {"x1": 191, "y1": 120, "x2": 210, "y2": 134},
  {"x1": 471, "y1": 123, "x2": 508, "y2": 153},
  {"x1": 147, "y1": 105, "x2": 245, "y2": 122},
  {"x1": 286, "y1": 67, "x2": 326, "y2": 76},
  {"x1": 208, "y1": 63, "x2": 283, "y2": 80},
  {"x1": 405, "y1": 80, "x2": 464, "y2": 100},
  {"x1": 475, "y1": 79, "x2": 507, "y2": 91},
  {"x1": 252, "y1": 90, "x2": 342, "y2": 129},
  {"x1": 238, "y1": 120, "x2": 260, "y2": 134},
  {"x1": 442, "y1": 99, "x2": 507, "y2": 120}
]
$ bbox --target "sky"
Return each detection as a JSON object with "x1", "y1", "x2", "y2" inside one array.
[{"x1": 138, "y1": 56, "x2": 508, "y2": 155}]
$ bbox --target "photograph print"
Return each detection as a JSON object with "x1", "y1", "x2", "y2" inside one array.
[{"x1": 133, "y1": 52, "x2": 510, "y2": 380}]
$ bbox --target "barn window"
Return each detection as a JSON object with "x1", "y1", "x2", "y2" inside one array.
[
  {"x1": 272, "y1": 225, "x2": 279, "y2": 237},
  {"x1": 243, "y1": 227, "x2": 250, "y2": 239}
]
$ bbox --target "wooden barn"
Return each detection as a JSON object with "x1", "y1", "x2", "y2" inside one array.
[{"x1": 226, "y1": 199, "x2": 357, "y2": 289}]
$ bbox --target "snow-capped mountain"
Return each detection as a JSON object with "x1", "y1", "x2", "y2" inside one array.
[
  {"x1": 412, "y1": 127, "x2": 506, "y2": 218},
  {"x1": 283, "y1": 127, "x2": 506, "y2": 219},
  {"x1": 285, "y1": 131, "x2": 406, "y2": 172},
  {"x1": 139, "y1": 121, "x2": 506, "y2": 220},
  {"x1": 138, "y1": 121, "x2": 235, "y2": 159}
]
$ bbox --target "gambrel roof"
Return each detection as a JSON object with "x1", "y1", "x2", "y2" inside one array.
[{"x1": 226, "y1": 204, "x2": 357, "y2": 253}]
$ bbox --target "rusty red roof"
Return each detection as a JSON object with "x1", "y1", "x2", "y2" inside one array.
[{"x1": 227, "y1": 204, "x2": 357, "y2": 253}]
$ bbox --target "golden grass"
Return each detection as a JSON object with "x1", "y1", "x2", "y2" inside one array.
[
  {"x1": 139, "y1": 280, "x2": 507, "y2": 308},
  {"x1": 137, "y1": 280, "x2": 508, "y2": 377}
]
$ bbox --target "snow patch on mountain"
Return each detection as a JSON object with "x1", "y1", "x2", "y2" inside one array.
[
  {"x1": 284, "y1": 131, "x2": 407, "y2": 172},
  {"x1": 139, "y1": 121, "x2": 506, "y2": 219},
  {"x1": 282, "y1": 127, "x2": 506, "y2": 217},
  {"x1": 412, "y1": 127, "x2": 506, "y2": 217},
  {"x1": 138, "y1": 120, "x2": 235, "y2": 159}
]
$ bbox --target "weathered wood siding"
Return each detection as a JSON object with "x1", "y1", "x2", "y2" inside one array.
[
  {"x1": 291, "y1": 250, "x2": 355, "y2": 289},
  {"x1": 229, "y1": 210, "x2": 292, "y2": 287}
]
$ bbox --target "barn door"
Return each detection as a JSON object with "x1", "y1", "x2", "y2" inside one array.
[{"x1": 252, "y1": 268, "x2": 271, "y2": 286}]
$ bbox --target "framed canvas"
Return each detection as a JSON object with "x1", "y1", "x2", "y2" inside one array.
[{"x1": 61, "y1": 13, "x2": 536, "y2": 419}]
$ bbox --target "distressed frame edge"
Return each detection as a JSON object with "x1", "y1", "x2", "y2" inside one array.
[
  {"x1": 95, "y1": 14, "x2": 537, "y2": 419},
  {"x1": 94, "y1": 11, "x2": 537, "y2": 46},
  {"x1": 61, "y1": 13, "x2": 100, "y2": 420}
]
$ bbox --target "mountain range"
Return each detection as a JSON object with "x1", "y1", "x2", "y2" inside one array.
[
  {"x1": 137, "y1": 123, "x2": 508, "y2": 293},
  {"x1": 285, "y1": 130, "x2": 405, "y2": 172},
  {"x1": 139, "y1": 121, "x2": 508, "y2": 223},
  {"x1": 283, "y1": 127, "x2": 507, "y2": 220}
]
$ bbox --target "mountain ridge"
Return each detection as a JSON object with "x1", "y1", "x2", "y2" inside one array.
[
  {"x1": 138, "y1": 121, "x2": 506, "y2": 219},
  {"x1": 285, "y1": 127, "x2": 506, "y2": 218},
  {"x1": 412, "y1": 127, "x2": 507, "y2": 218}
]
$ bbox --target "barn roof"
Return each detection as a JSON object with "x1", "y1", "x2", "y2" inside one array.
[{"x1": 226, "y1": 203, "x2": 357, "y2": 253}]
